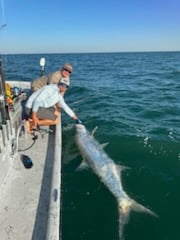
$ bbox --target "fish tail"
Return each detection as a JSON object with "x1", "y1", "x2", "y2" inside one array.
[
  {"x1": 131, "y1": 199, "x2": 158, "y2": 217},
  {"x1": 118, "y1": 198, "x2": 158, "y2": 239},
  {"x1": 118, "y1": 199, "x2": 131, "y2": 240}
]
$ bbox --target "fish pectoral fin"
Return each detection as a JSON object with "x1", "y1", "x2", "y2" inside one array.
[
  {"x1": 63, "y1": 152, "x2": 80, "y2": 164},
  {"x1": 76, "y1": 160, "x2": 89, "y2": 171}
]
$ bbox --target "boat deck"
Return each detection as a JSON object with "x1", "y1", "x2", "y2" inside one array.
[{"x1": 0, "y1": 89, "x2": 62, "y2": 240}]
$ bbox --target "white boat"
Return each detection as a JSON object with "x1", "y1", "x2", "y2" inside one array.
[{"x1": 0, "y1": 57, "x2": 62, "y2": 240}]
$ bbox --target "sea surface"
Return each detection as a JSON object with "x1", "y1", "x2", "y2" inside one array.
[{"x1": 2, "y1": 52, "x2": 180, "y2": 240}]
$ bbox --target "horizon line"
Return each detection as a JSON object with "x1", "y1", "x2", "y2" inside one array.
[{"x1": 1, "y1": 50, "x2": 180, "y2": 55}]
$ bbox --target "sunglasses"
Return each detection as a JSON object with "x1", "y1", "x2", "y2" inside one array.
[
  {"x1": 63, "y1": 68, "x2": 72, "y2": 74},
  {"x1": 59, "y1": 82, "x2": 69, "y2": 89}
]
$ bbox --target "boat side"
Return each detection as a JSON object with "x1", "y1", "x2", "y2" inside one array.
[{"x1": 0, "y1": 81, "x2": 62, "y2": 240}]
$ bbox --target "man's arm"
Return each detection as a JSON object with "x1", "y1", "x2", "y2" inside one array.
[{"x1": 58, "y1": 94, "x2": 78, "y2": 119}]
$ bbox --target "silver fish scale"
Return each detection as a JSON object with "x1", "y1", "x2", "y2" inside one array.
[{"x1": 76, "y1": 129, "x2": 126, "y2": 200}]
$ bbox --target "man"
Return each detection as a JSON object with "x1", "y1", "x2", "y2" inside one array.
[
  {"x1": 25, "y1": 78, "x2": 81, "y2": 132},
  {"x1": 31, "y1": 63, "x2": 73, "y2": 92}
]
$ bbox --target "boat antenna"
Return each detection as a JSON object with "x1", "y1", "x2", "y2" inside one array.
[
  {"x1": 0, "y1": 0, "x2": 7, "y2": 30},
  {"x1": 39, "y1": 57, "x2": 46, "y2": 76}
]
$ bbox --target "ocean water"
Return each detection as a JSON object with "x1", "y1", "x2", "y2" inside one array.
[{"x1": 2, "y1": 52, "x2": 180, "y2": 240}]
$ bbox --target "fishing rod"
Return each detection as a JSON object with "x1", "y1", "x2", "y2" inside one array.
[
  {"x1": 0, "y1": 57, "x2": 7, "y2": 124},
  {"x1": 0, "y1": 0, "x2": 8, "y2": 124},
  {"x1": 0, "y1": 23, "x2": 7, "y2": 30}
]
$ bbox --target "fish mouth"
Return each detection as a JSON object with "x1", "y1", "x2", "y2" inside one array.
[{"x1": 75, "y1": 124, "x2": 86, "y2": 133}]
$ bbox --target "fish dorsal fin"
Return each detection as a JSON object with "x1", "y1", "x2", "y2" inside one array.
[
  {"x1": 100, "y1": 142, "x2": 109, "y2": 149},
  {"x1": 76, "y1": 160, "x2": 89, "y2": 171},
  {"x1": 91, "y1": 126, "x2": 98, "y2": 136}
]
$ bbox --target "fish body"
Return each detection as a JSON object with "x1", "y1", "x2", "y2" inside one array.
[{"x1": 75, "y1": 124, "x2": 157, "y2": 239}]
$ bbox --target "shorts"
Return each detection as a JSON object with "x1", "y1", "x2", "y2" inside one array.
[{"x1": 25, "y1": 107, "x2": 57, "y2": 121}]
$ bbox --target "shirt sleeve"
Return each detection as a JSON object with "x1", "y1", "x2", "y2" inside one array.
[{"x1": 58, "y1": 94, "x2": 75, "y2": 118}]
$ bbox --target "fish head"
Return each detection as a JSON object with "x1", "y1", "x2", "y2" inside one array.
[{"x1": 75, "y1": 124, "x2": 87, "y2": 134}]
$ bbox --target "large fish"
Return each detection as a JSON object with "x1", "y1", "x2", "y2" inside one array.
[{"x1": 75, "y1": 124, "x2": 158, "y2": 240}]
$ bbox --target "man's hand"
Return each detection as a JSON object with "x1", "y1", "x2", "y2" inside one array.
[{"x1": 75, "y1": 119, "x2": 82, "y2": 124}]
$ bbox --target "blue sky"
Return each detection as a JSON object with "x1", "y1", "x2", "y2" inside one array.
[{"x1": 0, "y1": 0, "x2": 180, "y2": 54}]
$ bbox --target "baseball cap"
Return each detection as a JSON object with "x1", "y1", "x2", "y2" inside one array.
[{"x1": 59, "y1": 77, "x2": 70, "y2": 87}]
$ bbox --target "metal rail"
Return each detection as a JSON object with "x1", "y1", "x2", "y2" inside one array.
[{"x1": 45, "y1": 120, "x2": 62, "y2": 240}]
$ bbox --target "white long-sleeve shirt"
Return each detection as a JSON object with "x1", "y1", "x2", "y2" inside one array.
[{"x1": 26, "y1": 84, "x2": 75, "y2": 118}]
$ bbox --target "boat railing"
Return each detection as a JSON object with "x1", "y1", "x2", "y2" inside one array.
[{"x1": 45, "y1": 121, "x2": 62, "y2": 240}]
